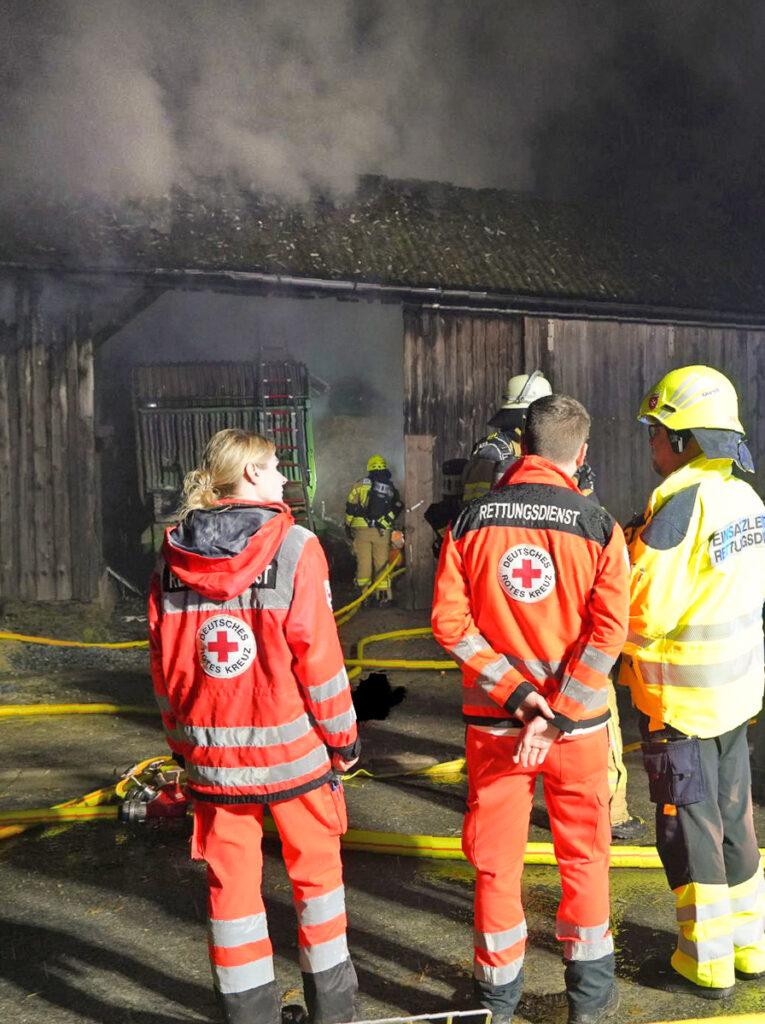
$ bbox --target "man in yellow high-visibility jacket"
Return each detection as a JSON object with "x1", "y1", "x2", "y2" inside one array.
[{"x1": 620, "y1": 365, "x2": 765, "y2": 999}]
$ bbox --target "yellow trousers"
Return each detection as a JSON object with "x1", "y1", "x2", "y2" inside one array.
[{"x1": 351, "y1": 527, "x2": 391, "y2": 596}]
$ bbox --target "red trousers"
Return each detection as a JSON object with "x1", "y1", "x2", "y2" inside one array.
[
  {"x1": 463, "y1": 725, "x2": 612, "y2": 989},
  {"x1": 192, "y1": 781, "x2": 357, "y2": 1024}
]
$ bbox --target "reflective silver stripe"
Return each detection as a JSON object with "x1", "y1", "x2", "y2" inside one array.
[
  {"x1": 178, "y1": 714, "x2": 312, "y2": 749},
  {"x1": 732, "y1": 918, "x2": 765, "y2": 947},
  {"x1": 165, "y1": 725, "x2": 182, "y2": 743},
  {"x1": 209, "y1": 912, "x2": 269, "y2": 949},
  {"x1": 451, "y1": 635, "x2": 491, "y2": 664},
  {"x1": 299, "y1": 934, "x2": 349, "y2": 974},
  {"x1": 676, "y1": 899, "x2": 730, "y2": 924},
  {"x1": 507, "y1": 654, "x2": 561, "y2": 679},
  {"x1": 579, "y1": 646, "x2": 616, "y2": 675},
  {"x1": 668, "y1": 608, "x2": 762, "y2": 642},
  {"x1": 627, "y1": 631, "x2": 652, "y2": 648},
  {"x1": 474, "y1": 959, "x2": 523, "y2": 986},
  {"x1": 463, "y1": 686, "x2": 504, "y2": 708},
  {"x1": 308, "y1": 668, "x2": 348, "y2": 703},
  {"x1": 214, "y1": 958, "x2": 275, "y2": 995},
  {"x1": 315, "y1": 709, "x2": 356, "y2": 735},
  {"x1": 469, "y1": 722, "x2": 519, "y2": 735},
  {"x1": 677, "y1": 932, "x2": 734, "y2": 964},
  {"x1": 557, "y1": 677, "x2": 606, "y2": 711},
  {"x1": 639, "y1": 643, "x2": 764, "y2": 688},
  {"x1": 562, "y1": 936, "x2": 614, "y2": 962},
  {"x1": 187, "y1": 745, "x2": 328, "y2": 788},
  {"x1": 474, "y1": 921, "x2": 527, "y2": 953},
  {"x1": 731, "y1": 875, "x2": 765, "y2": 917},
  {"x1": 155, "y1": 695, "x2": 172, "y2": 712},
  {"x1": 556, "y1": 919, "x2": 610, "y2": 941},
  {"x1": 475, "y1": 657, "x2": 511, "y2": 693},
  {"x1": 296, "y1": 886, "x2": 346, "y2": 927}
]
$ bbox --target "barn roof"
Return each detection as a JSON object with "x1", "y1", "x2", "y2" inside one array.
[{"x1": 1, "y1": 175, "x2": 763, "y2": 319}]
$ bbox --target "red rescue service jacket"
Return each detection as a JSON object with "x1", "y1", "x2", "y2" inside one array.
[
  {"x1": 148, "y1": 500, "x2": 359, "y2": 804},
  {"x1": 432, "y1": 456, "x2": 629, "y2": 734}
]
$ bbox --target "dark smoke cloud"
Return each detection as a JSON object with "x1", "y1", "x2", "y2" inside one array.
[
  {"x1": 0, "y1": 0, "x2": 613, "y2": 204},
  {"x1": 0, "y1": 0, "x2": 763, "y2": 232}
]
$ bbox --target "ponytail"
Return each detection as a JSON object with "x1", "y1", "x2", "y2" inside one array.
[{"x1": 177, "y1": 429, "x2": 275, "y2": 521}]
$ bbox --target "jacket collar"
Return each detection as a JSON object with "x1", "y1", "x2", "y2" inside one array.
[
  {"x1": 497, "y1": 454, "x2": 581, "y2": 492},
  {"x1": 649, "y1": 454, "x2": 732, "y2": 512}
]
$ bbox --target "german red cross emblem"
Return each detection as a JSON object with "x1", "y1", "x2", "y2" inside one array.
[
  {"x1": 498, "y1": 544, "x2": 556, "y2": 603},
  {"x1": 648, "y1": 394, "x2": 659, "y2": 410},
  {"x1": 196, "y1": 615, "x2": 256, "y2": 678}
]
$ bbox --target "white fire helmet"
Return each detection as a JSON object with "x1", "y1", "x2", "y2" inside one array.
[{"x1": 500, "y1": 371, "x2": 552, "y2": 409}]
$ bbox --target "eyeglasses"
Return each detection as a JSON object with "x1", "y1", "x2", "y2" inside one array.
[{"x1": 647, "y1": 424, "x2": 663, "y2": 440}]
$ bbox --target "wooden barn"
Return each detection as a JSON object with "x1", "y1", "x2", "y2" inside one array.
[{"x1": 2, "y1": 175, "x2": 765, "y2": 607}]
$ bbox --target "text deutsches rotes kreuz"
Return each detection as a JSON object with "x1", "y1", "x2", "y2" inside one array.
[{"x1": 196, "y1": 615, "x2": 257, "y2": 678}]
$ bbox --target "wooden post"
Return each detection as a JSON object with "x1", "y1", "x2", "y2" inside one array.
[
  {"x1": 32, "y1": 342, "x2": 55, "y2": 600},
  {"x1": 403, "y1": 434, "x2": 435, "y2": 611},
  {"x1": 49, "y1": 339, "x2": 72, "y2": 599},
  {"x1": 0, "y1": 352, "x2": 11, "y2": 597}
]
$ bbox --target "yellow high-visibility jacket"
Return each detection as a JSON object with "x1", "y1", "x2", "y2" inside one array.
[{"x1": 619, "y1": 455, "x2": 765, "y2": 738}]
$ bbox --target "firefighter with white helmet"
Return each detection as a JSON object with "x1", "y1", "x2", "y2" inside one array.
[
  {"x1": 620, "y1": 365, "x2": 765, "y2": 997},
  {"x1": 461, "y1": 371, "x2": 553, "y2": 503},
  {"x1": 345, "y1": 455, "x2": 403, "y2": 605}
]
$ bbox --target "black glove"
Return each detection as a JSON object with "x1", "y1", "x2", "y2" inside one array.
[{"x1": 344, "y1": 524, "x2": 352, "y2": 541}]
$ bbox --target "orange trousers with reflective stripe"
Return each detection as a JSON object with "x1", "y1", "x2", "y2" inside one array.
[
  {"x1": 192, "y1": 782, "x2": 353, "y2": 1021},
  {"x1": 463, "y1": 726, "x2": 612, "y2": 975}
]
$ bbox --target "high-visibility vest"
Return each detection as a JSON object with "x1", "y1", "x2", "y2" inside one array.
[{"x1": 620, "y1": 455, "x2": 765, "y2": 738}]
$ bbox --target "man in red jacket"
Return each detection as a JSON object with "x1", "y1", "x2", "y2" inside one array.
[
  {"x1": 432, "y1": 396, "x2": 629, "y2": 1024},
  {"x1": 149, "y1": 428, "x2": 359, "y2": 1024}
]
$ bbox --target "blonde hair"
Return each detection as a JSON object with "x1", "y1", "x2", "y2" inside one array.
[{"x1": 178, "y1": 429, "x2": 275, "y2": 521}]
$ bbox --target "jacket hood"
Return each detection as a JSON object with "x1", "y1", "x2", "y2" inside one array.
[
  {"x1": 496, "y1": 454, "x2": 580, "y2": 491},
  {"x1": 162, "y1": 501, "x2": 294, "y2": 601}
]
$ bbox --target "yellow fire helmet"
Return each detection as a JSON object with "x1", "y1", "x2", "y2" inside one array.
[
  {"x1": 638, "y1": 365, "x2": 754, "y2": 471},
  {"x1": 367, "y1": 454, "x2": 387, "y2": 472},
  {"x1": 638, "y1": 365, "x2": 744, "y2": 433}
]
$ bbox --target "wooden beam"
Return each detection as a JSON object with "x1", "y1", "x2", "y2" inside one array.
[{"x1": 403, "y1": 434, "x2": 435, "y2": 611}]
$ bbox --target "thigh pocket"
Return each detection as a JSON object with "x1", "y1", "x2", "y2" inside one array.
[
  {"x1": 641, "y1": 737, "x2": 705, "y2": 806},
  {"x1": 324, "y1": 780, "x2": 349, "y2": 836}
]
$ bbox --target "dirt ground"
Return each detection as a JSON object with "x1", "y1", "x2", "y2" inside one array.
[{"x1": 0, "y1": 596, "x2": 764, "y2": 1023}]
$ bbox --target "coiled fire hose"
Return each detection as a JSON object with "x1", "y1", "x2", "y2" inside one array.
[{"x1": 2, "y1": 586, "x2": 763, "y2": 867}]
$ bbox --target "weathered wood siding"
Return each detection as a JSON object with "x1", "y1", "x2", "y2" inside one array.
[
  {"x1": 0, "y1": 321, "x2": 100, "y2": 601},
  {"x1": 524, "y1": 317, "x2": 765, "y2": 524},
  {"x1": 403, "y1": 308, "x2": 765, "y2": 609},
  {"x1": 403, "y1": 309, "x2": 523, "y2": 606},
  {"x1": 404, "y1": 308, "x2": 524, "y2": 486}
]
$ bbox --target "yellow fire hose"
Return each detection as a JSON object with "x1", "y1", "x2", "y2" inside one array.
[
  {"x1": 2, "y1": 621, "x2": 763, "y2": 867},
  {"x1": 333, "y1": 554, "x2": 404, "y2": 627}
]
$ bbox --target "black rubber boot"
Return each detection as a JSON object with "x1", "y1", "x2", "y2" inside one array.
[
  {"x1": 473, "y1": 968, "x2": 524, "y2": 1024},
  {"x1": 303, "y1": 958, "x2": 358, "y2": 1024},
  {"x1": 565, "y1": 954, "x2": 619, "y2": 1024}
]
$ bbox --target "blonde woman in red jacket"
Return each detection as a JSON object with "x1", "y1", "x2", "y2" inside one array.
[{"x1": 149, "y1": 429, "x2": 360, "y2": 1024}]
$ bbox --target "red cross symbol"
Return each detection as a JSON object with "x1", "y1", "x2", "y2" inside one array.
[
  {"x1": 512, "y1": 558, "x2": 542, "y2": 589},
  {"x1": 207, "y1": 630, "x2": 239, "y2": 663}
]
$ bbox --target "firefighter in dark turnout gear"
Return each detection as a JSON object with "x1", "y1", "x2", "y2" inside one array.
[
  {"x1": 150, "y1": 428, "x2": 360, "y2": 1024},
  {"x1": 345, "y1": 455, "x2": 403, "y2": 604},
  {"x1": 461, "y1": 373, "x2": 553, "y2": 504}
]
